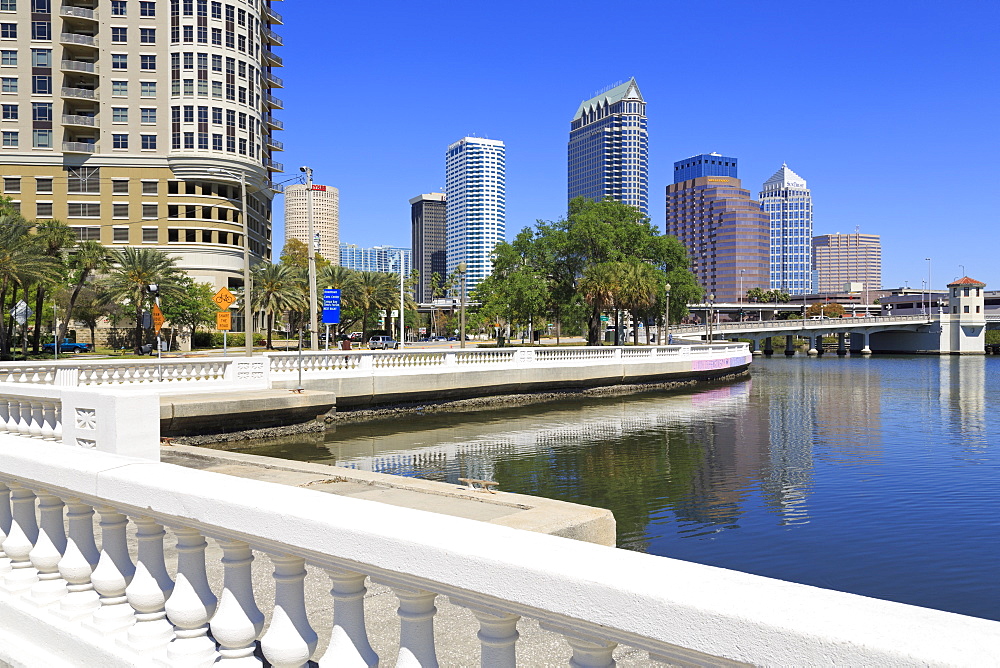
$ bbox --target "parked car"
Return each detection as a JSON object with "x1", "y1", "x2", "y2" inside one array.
[
  {"x1": 348, "y1": 331, "x2": 364, "y2": 341},
  {"x1": 367, "y1": 336, "x2": 399, "y2": 350},
  {"x1": 42, "y1": 340, "x2": 92, "y2": 354}
]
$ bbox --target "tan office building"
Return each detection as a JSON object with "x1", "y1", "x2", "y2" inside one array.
[
  {"x1": 283, "y1": 183, "x2": 338, "y2": 263},
  {"x1": 812, "y1": 233, "x2": 882, "y2": 294},
  {"x1": 0, "y1": 0, "x2": 285, "y2": 290}
]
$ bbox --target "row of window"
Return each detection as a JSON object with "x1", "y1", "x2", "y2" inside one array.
[
  {"x1": 170, "y1": 24, "x2": 257, "y2": 54},
  {"x1": 0, "y1": 47, "x2": 47, "y2": 66},
  {"x1": 0, "y1": 0, "x2": 154, "y2": 13},
  {"x1": 1, "y1": 75, "x2": 51, "y2": 94},
  {"x1": 1, "y1": 128, "x2": 52, "y2": 147},
  {"x1": 73, "y1": 227, "x2": 159, "y2": 243},
  {"x1": 111, "y1": 53, "x2": 158, "y2": 70},
  {"x1": 1, "y1": 101, "x2": 50, "y2": 120}
]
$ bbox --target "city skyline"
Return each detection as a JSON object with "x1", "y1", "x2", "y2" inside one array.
[{"x1": 263, "y1": 1, "x2": 996, "y2": 291}]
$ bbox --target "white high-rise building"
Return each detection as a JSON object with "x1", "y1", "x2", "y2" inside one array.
[
  {"x1": 445, "y1": 136, "x2": 505, "y2": 292},
  {"x1": 760, "y1": 164, "x2": 813, "y2": 295},
  {"x1": 284, "y1": 184, "x2": 339, "y2": 263}
]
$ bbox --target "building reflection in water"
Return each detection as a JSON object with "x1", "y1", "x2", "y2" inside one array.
[{"x1": 938, "y1": 356, "x2": 988, "y2": 460}]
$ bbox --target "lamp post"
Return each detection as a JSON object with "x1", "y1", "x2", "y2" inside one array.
[
  {"x1": 663, "y1": 282, "x2": 671, "y2": 345},
  {"x1": 207, "y1": 167, "x2": 253, "y2": 357},
  {"x1": 398, "y1": 249, "x2": 405, "y2": 348},
  {"x1": 925, "y1": 257, "x2": 932, "y2": 320},
  {"x1": 707, "y1": 293, "x2": 715, "y2": 342},
  {"x1": 300, "y1": 167, "x2": 319, "y2": 351},
  {"x1": 457, "y1": 262, "x2": 467, "y2": 349},
  {"x1": 739, "y1": 269, "x2": 745, "y2": 304}
]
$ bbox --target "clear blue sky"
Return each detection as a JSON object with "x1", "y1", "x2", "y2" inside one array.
[{"x1": 271, "y1": 0, "x2": 999, "y2": 291}]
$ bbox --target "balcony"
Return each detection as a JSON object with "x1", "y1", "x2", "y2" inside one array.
[
  {"x1": 263, "y1": 157, "x2": 283, "y2": 172},
  {"x1": 263, "y1": 49, "x2": 282, "y2": 67},
  {"x1": 61, "y1": 86, "x2": 98, "y2": 100},
  {"x1": 264, "y1": 114, "x2": 283, "y2": 130},
  {"x1": 60, "y1": 59, "x2": 97, "y2": 74},
  {"x1": 63, "y1": 141, "x2": 97, "y2": 153},
  {"x1": 59, "y1": 32, "x2": 98, "y2": 48},
  {"x1": 264, "y1": 71, "x2": 283, "y2": 88},
  {"x1": 266, "y1": 137, "x2": 283, "y2": 151},
  {"x1": 263, "y1": 5, "x2": 283, "y2": 24},
  {"x1": 263, "y1": 28, "x2": 283, "y2": 46},
  {"x1": 59, "y1": 5, "x2": 98, "y2": 20},
  {"x1": 61, "y1": 114, "x2": 96, "y2": 127},
  {"x1": 264, "y1": 94, "x2": 283, "y2": 109}
]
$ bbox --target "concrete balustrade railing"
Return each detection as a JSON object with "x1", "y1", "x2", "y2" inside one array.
[
  {"x1": 0, "y1": 358, "x2": 268, "y2": 389},
  {"x1": 1, "y1": 439, "x2": 999, "y2": 667}
]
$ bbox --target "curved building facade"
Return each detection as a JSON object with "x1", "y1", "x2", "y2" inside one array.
[{"x1": 284, "y1": 183, "x2": 339, "y2": 263}]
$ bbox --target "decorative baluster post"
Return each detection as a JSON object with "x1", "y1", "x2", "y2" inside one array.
[
  {"x1": 211, "y1": 539, "x2": 264, "y2": 666},
  {"x1": 165, "y1": 526, "x2": 219, "y2": 666},
  {"x1": 88, "y1": 508, "x2": 136, "y2": 634},
  {"x1": 452, "y1": 602, "x2": 519, "y2": 668},
  {"x1": 0, "y1": 395, "x2": 9, "y2": 433},
  {"x1": 260, "y1": 554, "x2": 317, "y2": 668},
  {"x1": 391, "y1": 586, "x2": 439, "y2": 668},
  {"x1": 124, "y1": 516, "x2": 175, "y2": 653},
  {"x1": 29, "y1": 491, "x2": 68, "y2": 605},
  {"x1": 12, "y1": 399, "x2": 28, "y2": 435},
  {"x1": 27, "y1": 400, "x2": 43, "y2": 438},
  {"x1": 40, "y1": 400, "x2": 56, "y2": 440},
  {"x1": 560, "y1": 633, "x2": 617, "y2": 668},
  {"x1": 57, "y1": 498, "x2": 101, "y2": 620},
  {"x1": 317, "y1": 568, "x2": 377, "y2": 667},
  {"x1": 1, "y1": 483, "x2": 38, "y2": 593},
  {"x1": 0, "y1": 481, "x2": 11, "y2": 574}
]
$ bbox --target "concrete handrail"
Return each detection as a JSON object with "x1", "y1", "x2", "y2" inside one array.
[
  {"x1": 1, "y1": 440, "x2": 998, "y2": 667},
  {"x1": 671, "y1": 314, "x2": 932, "y2": 334},
  {"x1": 0, "y1": 358, "x2": 266, "y2": 389}
]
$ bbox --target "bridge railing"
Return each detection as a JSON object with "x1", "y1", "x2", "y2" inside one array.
[
  {"x1": 670, "y1": 314, "x2": 932, "y2": 334},
  {"x1": 2, "y1": 439, "x2": 998, "y2": 667}
]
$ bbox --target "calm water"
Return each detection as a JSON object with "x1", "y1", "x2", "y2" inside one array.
[{"x1": 238, "y1": 355, "x2": 1000, "y2": 621}]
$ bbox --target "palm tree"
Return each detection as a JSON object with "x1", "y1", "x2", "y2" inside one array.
[
  {"x1": 58, "y1": 240, "x2": 113, "y2": 344},
  {"x1": 354, "y1": 271, "x2": 397, "y2": 341},
  {"x1": 30, "y1": 220, "x2": 75, "y2": 352},
  {"x1": 579, "y1": 262, "x2": 624, "y2": 345},
  {"x1": 102, "y1": 247, "x2": 185, "y2": 353},
  {"x1": 0, "y1": 215, "x2": 63, "y2": 358},
  {"x1": 317, "y1": 265, "x2": 360, "y2": 337},
  {"x1": 618, "y1": 261, "x2": 661, "y2": 345},
  {"x1": 251, "y1": 263, "x2": 307, "y2": 349}
]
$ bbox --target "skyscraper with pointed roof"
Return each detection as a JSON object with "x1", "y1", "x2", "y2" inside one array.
[
  {"x1": 568, "y1": 79, "x2": 648, "y2": 214},
  {"x1": 760, "y1": 164, "x2": 813, "y2": 295}
]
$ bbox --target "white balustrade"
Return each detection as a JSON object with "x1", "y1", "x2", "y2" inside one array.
[
  {"x1": 57, "y1": 498, "x2": 100, "y2": 620},
  {"x1": 211, "y1": 539, "x2": 264, "y2": 665},
  {"x1": 260, "y1": 554, "x2": 317, "y2": 668},
  {"x1": 28, "y1": 491, "x2": 68, "y2": 604}
]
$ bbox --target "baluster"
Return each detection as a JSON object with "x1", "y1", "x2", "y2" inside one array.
[
  {"x1": 260, "y1": 554, "x2": 317, "y2": 668},
  {"x1": 0, "y1": 481, "x2": 11, "y2": 574},
  {"x1": 165, "y1": 527, "x2": 219, "y2": 666},
  {"x1": 29, "y1": 491, "x2": 68, "y2": 605},
  {"x1": 0, "y1": 395, "x2": 9, "y2": 433},
  {"x1": 317, "y1": 568, "x2": 377, "y2": 667},
  {"x1": 456, "y1": 603, "x2": 519, "y2": 668},
  {"x1": 391, "y1": 586, "x2": 438, "y2": 668},
  {"x1": 26, "y1": 401, "x2": 43, "y2": 438},
  {"x1": 124, "y1": 516, "x2": 175, "y2": 652},
  {"x1": 1, "y1": 484, "x2": 39, "y2": 593},
  {"x1": 52, "y1": 402, "x2": 63, "y2": 442},
  {"x1": 14, "y1": 399, "x2": 30, "y2": 435},
  {"x1": 56, "y1": 498, "x2": 100, "y2": 620},
  {"x1": 211, "y1": 539, "x2": 264, "y2": 665},
  {"x1": 560, "y1": 632, "x2": 617, "y2": 668},
  {"x1": 40, "y1": 400, "x2": 56, "y2": 440},
  {"x1": 88, "y1": 508, "x2": 136, "y2": 633}
]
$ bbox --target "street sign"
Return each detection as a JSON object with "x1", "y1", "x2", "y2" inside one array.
[
  {"x1": 322, "y1": 288, "x2": 341, "y2": 324},
  {"x1": 310, "y1": 185, "x2": 326, "y2": 192},
  {"x1": 152, "y1": 304, "x2": 165, "y2": 333},
  {"x1": 390, "y1": 310, "x2": 399, "y2": 318},
  {"x1": 600, "y1": 315, "x2": 609, "y2": 322},
  {"x1": 10, "y1": 300, "x2": 32, "y2": 326},
  {"x1": 213, "y1": 286, "x2": 236, "y2": 309},
  {"x1": 216, "y1": 311, "x2": 232, "y2": 330}
]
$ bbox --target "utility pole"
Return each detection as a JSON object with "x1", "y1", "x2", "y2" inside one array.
[
  {"x1": 302, "y1": 166, "x2": 319, "y2": 350},
  {"x1": 458, "y1": 262, "x2": 467, "y2": 349},
  {"x1": 399, "y1": 250, "x2": 405, "y2": 348}
]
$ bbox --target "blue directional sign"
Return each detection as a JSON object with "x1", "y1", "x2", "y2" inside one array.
[{"x1": 322, "y1": 288, "x2": 341, "y2": 324}]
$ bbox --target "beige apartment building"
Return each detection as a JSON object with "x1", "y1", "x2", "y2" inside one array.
[
  {"x1": 812, "y1": 232, "x2": 882, "y2": 294},
  {"x1": 0, "y1": 0, "x2": 285, "y2": 290},
  {"x1": 283, "y1": 182, "x2": 338, "y2": 263}
]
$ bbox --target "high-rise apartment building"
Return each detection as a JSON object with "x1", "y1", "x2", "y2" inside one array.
[
  {"x1": 760, "y1": 164, "x2": 813, "y2": 295},
  {"x1": 339, "y1": 243, "x2": 410, "y2": 277},
  {"x1": 567, "y1": 78, "x2": 647, "y2": 214},
  {"x1": 284, "y1": 184, "x2": 339, "y2": 263},
  {"x1": 445, "y1": 136, "x2": 505, "y2": 292},
  {"x1": 665, "y1": 155, "x2": 769, "y2": 303},
  {"x1": 0, "y1": 0, "x2": 284, "y2": 289},
  {"x1": 812, "y1": 232, "x2": 882, "y2": 294},
  {"x1": 409, "y1": 192, "x2": 446, "y2": 303}
]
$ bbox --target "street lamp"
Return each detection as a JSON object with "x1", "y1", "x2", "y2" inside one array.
[
  {"x1": 398, "y1": 249, "x2": 405, "y2": 348},
  {"x1": 300, "y1": 166, "x2": 318, "y2": 351},
  {"x1": 739, "y1": 269, "x2": 745, "y2": 305},
  {"x1": 207, "y1": 167, "x2": 253, "y2": 357},
  {"x1": 707, "y1": 293, "x2": 715, "y2": 342},
  {"x1": 664, "y1": 282, "x2": 671, "y2": 345},
  {"x1": 457, "y1": 262, "x2": 467, "y2": 349},
  {"x1": 925, "y1": 257, "x2": 932, "y2": 320}
]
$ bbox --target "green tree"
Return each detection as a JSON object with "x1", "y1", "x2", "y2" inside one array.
[
  {"x1": 251, "y1": 262, "x2": 307, "y2": 349},
  {"x1": 806, "y1": 302, "x2": 845, "y2": 318},
  {"x1": 280, "y1": 237, "x2": 331, "y2": 272},
  {"x1": 58, "y1": 240, "x2": 112, "y2": 344},
  {"x1": 354, "y1": 271, "x2": 397, "y2": 341},
  {"x1": 102, "y1": 247, "x2": 186, "y2": 353},
  {"x1": 162, "y1": 277, "x2": 217, "y2": 346},
  {"x1": 317, "y1": 264, "x2": 362, "y2": 335},
  {"x1": 30, "y1": 220, "x2": 74, "y2": 352}
]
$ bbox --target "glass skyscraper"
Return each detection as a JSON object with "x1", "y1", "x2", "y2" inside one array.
[
  {"x1": 568, "y1": 79, "x2": 648, "y2": 214},
  {"x1": 445, "y1": 137, "x2": 506, "y2": 292},
  {"x1": 339, "y1": 244, "x2": 411, "y2": 277},
  {"x1": 760, "y1": 164, "x2": 813, "y2": 295}
]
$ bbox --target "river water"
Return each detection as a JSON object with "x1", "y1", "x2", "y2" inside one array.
[{"x1": 237, "y1": 355, "x2": 1000, "y2": 621}]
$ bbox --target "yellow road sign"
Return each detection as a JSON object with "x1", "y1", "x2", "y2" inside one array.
[
  {"x1": 213, "y1": 286, "x2": 236, "y2": 309},
  {"x1": 216, "y1": 311, "x2": 232, "y2": 331},
  {"x1": 152, "y1": 304, "x2": 165, "y2": 333}
]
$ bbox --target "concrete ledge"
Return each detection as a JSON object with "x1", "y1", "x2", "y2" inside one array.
[{"x1": 159, "y1": 389, "x2": 337, "y2": 436}]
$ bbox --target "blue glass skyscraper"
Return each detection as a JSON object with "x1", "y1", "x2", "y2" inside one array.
[
  {"x1": 568, "y1": 79, "x2": 648, "y2": 214},
  {"x1": 760, "y1": 164, "x2": 813, "y2": 295},
  {"x1": 672, "y1": 153, "x2": 738, "y2": 183}
]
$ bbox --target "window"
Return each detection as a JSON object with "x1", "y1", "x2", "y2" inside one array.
[
  {"x1": 1, "y1": 129, "x2": 16, "y2": 146},
  {"x1": 70, "y1": 227, "x2": 100, "y2": 241},
  {"x1": 141, "y1": 134, "x2": 156, "y2": 149},
  {"x1": 67, "y1": 167, "x2": 100, "y2": 193},
  {"x1": 31, "y1": 20, "x2": 51, "y2": 40},
  {"x1": 111, "y1": 0, "x2": 126, "y2": 16},
  {"x1": 183, "y1": 79, "x2": 194, "y2": 95},
  {"x1": 111, "y1": 80, "x2": 128, "y2": 96},
  {"x1": 0, "y1": 24, "x2": 15, "y2": 39},
  {"x1": 140, "y1": 27, "x2": 155, "y2": 43},
  {"x1": 68, "y1": 203, "x2": 101, "y2": 217},
  {"x1": 0, "y1": 50, "x2": 14, "y2": 66},
  {"x1": 211, "y1": 27, "x2": 221, "y2": 45},
  {"x1": 964, "y1": 305, "x2": 970, "y2": 314},
  {"x1": 211, "y1": 107, "x2": 222, "y2": 124},
  {"x1": 31, "y1": 75, "x2": 51, "y2": 94},
  {"x1": 183, "y1": 105, "x2": 194, "y2": 123},
  {"x1": 141, "y1": 180, "x2": 158, "y2": 195},
  {"x1": 1, "y1": 103, "x2": 15, "y2": 119},
  {"x1": 140, "y1": 1, "x2": 154, "y2": 16},
  {"x1": 111, "y1": 27, "x2": 127, "y2": 43},
  {"x1": 111, "y1": 107, "x2": 128, "y2": 123},
  {"x1": 3, "y1": 176, "x2": 18, "y2": 192},
  {"x1": 140, "y1": 81, "x2": 156, "y2": 97},
  {"x1": 183, "y1": 131, "x2": 194, "y2": 148},
  {"x1": 197, "y1": 25, "x2": 206, "y2": 43},
  {"x1": 142, "y1": 227, "x2": 158, "y2": 243},
  {"x1": 142, "y1": 203, "x2": 157, "y2": 218},
  {"x1": 31, "y1": 102, "x2": 50, "y2": 120},
  {"x1": 112, "y1": 53, "x2": 128, "y2": 69},
  {"x1": 112, "y1": 179, "x2": 129, "y2": 194},
  {"x1": 140, "y1": 54, "x2": 156, "y2": 70},
  {"x1": 113, "y1": 227, "x2": 129, "y2": 242},
  {"x1": 112, "y1": 133, "x2": 128, "y2": 149},
  {"x1": 1, "y1": 77, "x2": 16, "y2": 93},
  {"x1": 31, "y1": 129, "x2": 51, "y2": 147},
  {"x1": 36, "y1": 202, "x2": 52, "y2": 218},
  {"x1": 30, "y1": 48, "x2": 50, "y2": 66},
  {"x1": 113, "y1": 203, "x2": 129, "y2": 218},
  {"x1": 211, "y1": 1, "x2": 221, "y2": 19},
  {"x1": 211, "y1": 81, "x2": 222, "y2": 97},
  {"x1": 140, "y1": 107, "x2": 156, "y2": 123},
  {"x1": 0, "y1": 0, "x2": 13, "y2": 11},
  {"x1": 183, "y1": 25, "x2": 192, "y2": 42},
  {"x1": 35, "y1": 177, "x2": 51, "y2": 193},
  {"x1": 212, "y1": 133, "x2": 222, "y2": 151}
]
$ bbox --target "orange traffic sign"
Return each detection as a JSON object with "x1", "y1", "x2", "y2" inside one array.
[
  {"x1": 152, "y1": 304, "x2": 165, "y2": 333},
  {"x1": 216, "y1": 311, "x2": 232, "y2": 331},
  {"x1": 213, "y1": 286, "x2": 236, "y2": 309}
]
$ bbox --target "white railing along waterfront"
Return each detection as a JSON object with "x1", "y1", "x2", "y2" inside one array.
[
  {"x1": 2, "y1": 439, "x2": 998, "y2": 667},
  {"x1": 0, "y1": 358, "x2": 266, "y2": 388},
  {"x1": 670, "y1": 314, "x2": 932, "y2": 335}
]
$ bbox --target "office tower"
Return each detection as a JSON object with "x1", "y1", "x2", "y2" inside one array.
[
  {"x1": 445, "y1": 136, "x2": 505, "y2": 292},
  {"x1": 760, "y1": 164, "x2": 813, "y2": 295},
  {"x1": 568, "y1": 78, "x2": 647, "y2": 214},
  {"x1": 284, "y1": 184, "x2": 339, "y2": 263},
  {"x1": 812, "y1": 233, "x2": 882, "y2": 294},
  {"x1": 339, "y1": 244, "x2": 411, "y2": 277},
  {"x1": 410, "y1": 193, "x2": 446, "y2": 303},
  {"x1": 0, "y1": 0, "x2": 285, "y2": 290},
  {"x1": 665, "y1": 154, "x2": 769, "y2": 303}
]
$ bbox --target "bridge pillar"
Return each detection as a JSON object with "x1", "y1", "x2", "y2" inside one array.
[
  {"x1": 807, "y1": 336, "x2": 818, "y2": 356},
  {"x1": 860, "y1": 331, "x2": 872, "y2": 355},
  {"x1": 784, "y1": 335, "x2": 795, "y2": 356},
  {"x1": 750, "y1": 339, "x2": 762, "y2": 356},
  {"x1": 837, "y1": 333, "x2": 847, "y2": 356},
  {"x1": 763, "y1": 337, "x2": 773, "y2": 356}
]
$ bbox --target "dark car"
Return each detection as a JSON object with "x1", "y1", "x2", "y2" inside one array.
[{"x1": 43, "y1": 340, "x2": 92, "y2": 353}]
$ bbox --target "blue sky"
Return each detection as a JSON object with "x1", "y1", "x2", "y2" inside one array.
[{"x1": 271, "y1": 0, "x2": 999, "y2": 291}]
